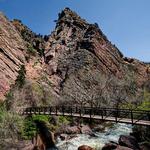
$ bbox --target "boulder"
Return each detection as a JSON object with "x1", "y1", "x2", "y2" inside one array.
[
  {"x1": 93, "y1": 125, "x2": 105, "y2": 132},
  {"x1": 102, "y1": 142, "x2": 117, "y2": 150},
  {"x1": 130, "y1": 131, "x2": 141, "y2": 142},
  {"x1": 64, "y1": 125, "x2": 81, "y2": 134},
  {"x1": 139, "y1": 141, "x2": 150, "y2": 150},
  {"x1": 81, "y1": 125, "x2": 93, "y2": 135},
  {"x1": 118, "y1": 135, "x2": 140, "y2": 150},
  {"x1": 78, "y1": 145, "x2": 94, "y2": 150},
  {"x1": 115, "y1": 145, "x2": 133, "y2": 150},
  {"x1": 59, "y1": 134, "x2": 67, "y2": 141}
]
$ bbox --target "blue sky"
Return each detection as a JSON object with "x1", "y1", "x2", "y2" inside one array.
[{"x1": 0, "y1": 0, "x2": 150, "y2": 62}]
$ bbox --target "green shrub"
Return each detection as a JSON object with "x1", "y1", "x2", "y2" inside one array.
[
  {"x1": 38, "y1": 48, "x2": 44, "y2": 57},
  {"x1": 58, "y1": 116, "x2": 70, "y2": 125},
  {"x1": 129, "y1": 80, "x2": 137, "y2": 95},
  {"x1": 32, "y1": 83, "x2": 43, "y2": 97},
  {"x1": 21, "y1": 115, "x2": 50, "y2": 139},
  {"x1": 20, "y1": 115, "x2": 72, "y2": 139},
  {"x1": 27, "y1": 44, "x2": 36, "y2": 55},
  {"x1": 32, "y1": 114, "x2": 49, "y2": 123},
  {"x1": 121, "y1": 102, "x2": 137, "y2": 110},
  {"x1": 15, "y1": 65, "x2": 26, "y2": 88},
  {"x1": 4, "y1": 91, "x2": 14, "y2": 110},
  {"x1": 121, "y1": 89, "x2": 150, "y2": 111},
  {"x1": 21, "y1": 117, "x2": 36, "y2": 140},
  {"x1": 137, "y1": 89, "x2": 150, "y2": 111}
]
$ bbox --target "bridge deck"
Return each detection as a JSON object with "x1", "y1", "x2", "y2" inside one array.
[{"x1": 23, "y1": 110, "x2": 150, "y2": 126}]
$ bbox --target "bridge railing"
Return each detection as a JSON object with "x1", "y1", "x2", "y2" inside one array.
[{"x1": 22, "y1": 106, "x2": 150, "y2": 125}]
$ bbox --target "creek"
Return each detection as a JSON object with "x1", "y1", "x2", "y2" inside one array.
[{"x1": 56, "y1": 123, "x2": 132, "y2": 150}]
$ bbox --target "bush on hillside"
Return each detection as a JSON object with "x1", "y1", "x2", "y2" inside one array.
[
  {"x1": 137, "y1": 89, "x2": 150, "y2": 111},
  {"x1": 15, "y1": 65, "x2": 26, "y2": 88},
  {"x1": 27, "y1": 44, "x2": 36, "y2": 55},
  {"x1": 21, "y1": 116, "x2": 36, "y2": 140}
]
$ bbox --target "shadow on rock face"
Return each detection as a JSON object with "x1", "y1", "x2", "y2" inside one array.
[{"x1": 34, "y1": 120, "x2": 59, "y2": 150}]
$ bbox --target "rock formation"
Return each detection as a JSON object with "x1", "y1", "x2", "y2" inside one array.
[
  {"x1": 44, "y1": 8, "x2": 150, "y2": 106},
  {"x1": 0, "y1": 8, "x2": 149, "y2": 108},
  {"x1": 0, "y1": 12, "x2": 26, "y2": 100}
]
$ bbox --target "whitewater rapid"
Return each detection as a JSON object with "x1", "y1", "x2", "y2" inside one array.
[{"x1": 56, "y1": 123, "x2": 132, "y2": 150}]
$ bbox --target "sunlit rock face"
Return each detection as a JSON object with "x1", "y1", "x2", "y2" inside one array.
[
  {"x1": 0, "y1": 8, "x2": 149, "y2": 107},
  {"x1": 0, "y1": 12, "x2": 26, "y2": 100},
  {"x1": 44, "y1": 8, "x2": 150, "y2": 106}
]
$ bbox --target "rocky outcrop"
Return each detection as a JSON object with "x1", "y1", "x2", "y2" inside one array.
[
  {"x1": 44, "y1": 8, "x2": 150, "y2": 106},
  {"x1": 0, "y1": 8, "x2": 149, "y2": 107},
  {"x1": 12, "y1": 19, "x2": 46, "y2": 57},
  {"x1": 34, "y1": 120, "x2": 58, "y2": 150},
  {"x1": 118, "y1": 135, "x2": 140, "y2": 150},
  {"x1": 0, "y1": 13, "x2": 53, "y2": 106},
  {"x1": 0, "y1": 12, "x2": 26, "y2": 100}
]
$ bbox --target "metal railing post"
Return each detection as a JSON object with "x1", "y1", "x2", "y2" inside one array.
[
  {"x1": 56, "y1": 106, "x2": 58, "y2": 115},
  {"x1": 30, "y1": 108, "x2": 31, "y2": 114},
  {"x1": 76, "y1": 106, "x2": 78, "y2": 113},
  {"x1": 115, "y1": 109, "x2": 118, "y2": 123},
  {"x1": 62, "y1": 106, "x2": 64, "y2": 116},
  {"x1": 38, "y1": 108, "x2": 41, "y2": 115},
  {"x1": 148, "y1": 112, "x2": 150, "y2": 121},
  {"x1": 104, "y1": 108, "x2": 106, "y2": 116},
  {"x1": 131, "y1": 110, "x2": 134, "y2": 125},
  {"x1": 49, "y1": 107, "x2": 51, "y2": 115},
  {"x1": 79, "y1": 108, "x2": 81, "y2": 117},
  {"x1": 101, "y1": 108, "x2": 103, "y2": 120},
  {"x1": 43, "y1": 107, "x2": 46, "y2": 115},
  {"x1": 90, "y1": 108, "x2": 92, "y2": 119},
  {"x1": 33, "y1": 107, "x2": 35, "y2": 114},
  {"x1": 71, "y1": 107, "x2": 72, "y2": 116}
]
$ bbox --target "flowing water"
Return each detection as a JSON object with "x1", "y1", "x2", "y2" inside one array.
[{"x1": 56, "y1": 123, "x2": 132, "y2": 150}]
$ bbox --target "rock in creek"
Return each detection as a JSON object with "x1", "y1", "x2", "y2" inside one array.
[
  {"x1": 118, "y1": 135, "x2": 140, "y2": 150},
  {"x1": 78, "y1": 145, "x2": 94, "y2": 150}
]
